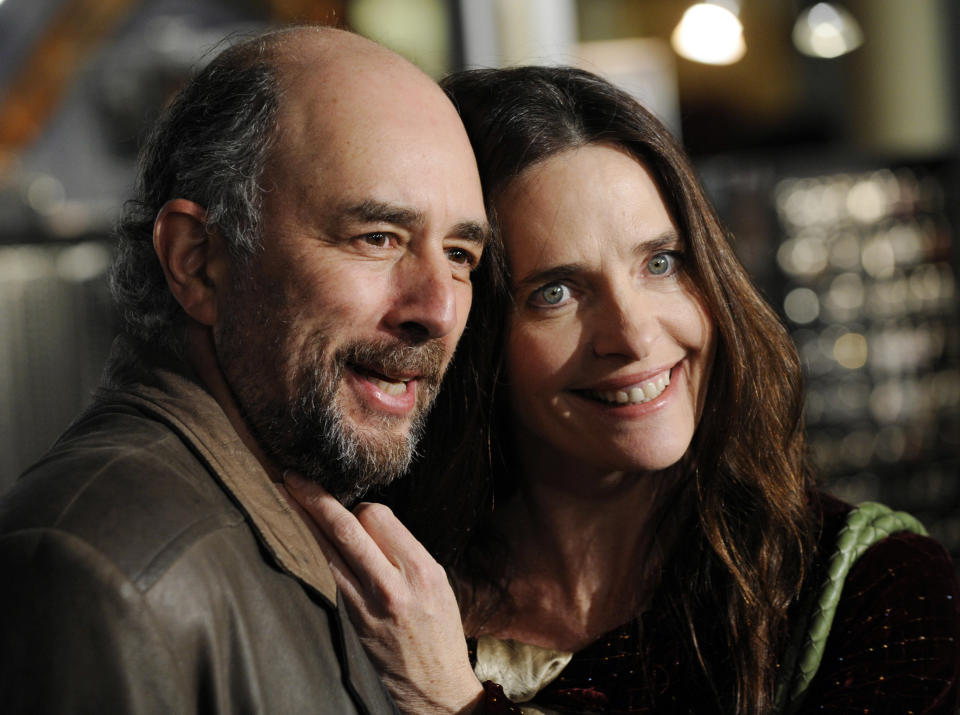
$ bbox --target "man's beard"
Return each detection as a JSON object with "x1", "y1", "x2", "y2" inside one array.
[{"x1": 216, "y1": 294, "x2": 448, "y2": 504}]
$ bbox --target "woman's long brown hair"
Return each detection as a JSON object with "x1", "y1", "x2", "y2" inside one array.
[{"x1": 388, "y1": 65, "x2": 816, "y2": 715}]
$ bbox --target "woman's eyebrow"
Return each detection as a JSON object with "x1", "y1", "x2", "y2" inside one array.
[
  {"x1": 512, "y1": 230, "x2": 683, "y2": 291},
  {"x1": 633, "y1": 229, "x2": 684, "y2": 257},
  {"x1": 513, "y1": 263, "x2": 585, "y2": 291}
]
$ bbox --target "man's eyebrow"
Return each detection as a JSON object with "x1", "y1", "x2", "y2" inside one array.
[
  {"x1": 340, "y1": 200, "x2": 425, "y2": 230},
  {"x1": 451, "y1": 220, "x2": 493, "y2": 247}
]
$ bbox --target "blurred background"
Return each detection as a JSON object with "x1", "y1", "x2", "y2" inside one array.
[{"x1": 1, "y1": 0, "x2": 958, "y2": 558}]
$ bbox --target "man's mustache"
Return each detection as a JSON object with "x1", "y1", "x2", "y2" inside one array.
[{"x1": 337, "y1": 339, "x2": 448, "y2": 389}]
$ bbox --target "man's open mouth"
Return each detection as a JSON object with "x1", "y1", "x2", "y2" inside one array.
[{"x1": 350, "y1": 363, "x2": 414, "y2": 396}]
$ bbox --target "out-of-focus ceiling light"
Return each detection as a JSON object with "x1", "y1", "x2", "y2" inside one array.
[
  {"x1": 792, "y1": 2, "x2": 863, "y2": 59},
  {"x1": 671, "y1": 1, "x2": 746, "y2": 66}
]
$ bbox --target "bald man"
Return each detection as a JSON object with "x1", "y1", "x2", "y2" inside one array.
[{"x1": 0, "y1": 27, "x2": 489, "y2": 713}]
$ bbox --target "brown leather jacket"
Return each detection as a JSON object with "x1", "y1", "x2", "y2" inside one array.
[{"x1": 0, "y1": 338, "x2": 398, "y2": 714}]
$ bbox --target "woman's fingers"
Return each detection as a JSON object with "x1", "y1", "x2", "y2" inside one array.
[
  {"x1": 278, "y1": 474, "x2": 369, "y2": 600},
  {"x1": 352, "y1": 501, "x2": 442, "y2": 576},
  {"x1": 283, "y1": 472, "x2": 484, "y2": 713},
  {"x1": 282, "y1": 473, "x2": 406, "y2": 595},
  {"x1": 283, "y1": 471, "x2": 453, "y2": 622},
  {"x1": 285, "y1": 472, "x2": 439, "y2": 585}
]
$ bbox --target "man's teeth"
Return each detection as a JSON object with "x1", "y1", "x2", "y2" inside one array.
[
  {"x1": 591, "y1": 372, "x2": 670, "y2": 405},
  {"x1": 370, "y1": 377, "x2": 409, "y2": 396}
]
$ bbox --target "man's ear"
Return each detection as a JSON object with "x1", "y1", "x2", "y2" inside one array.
[{"x1": 153, "y1": 199, "x2": 228, "y2": 327}]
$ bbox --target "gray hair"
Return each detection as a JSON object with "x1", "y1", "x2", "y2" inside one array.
[{"x1": 110, "y1": 32, "x2": 283, "y2": 353}]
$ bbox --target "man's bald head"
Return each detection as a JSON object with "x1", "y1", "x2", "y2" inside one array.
[
  {"x1": 111, "y1": 26, "x2": 471, "y2": 354},
  {"x1": 254, "y1": 27, "x2": 475, "y2": 205}
]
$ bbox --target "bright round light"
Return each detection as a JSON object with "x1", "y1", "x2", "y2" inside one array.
[
  {"x1": 833, "y1": 332, "x2": 868, "y2": 370},
  {"x1": 792, "y1": 2, "x2": 863, "y2": 59},
  {"x1": 671, "y1": 3, "x2": 746, "y2": 66},
  {"x1": 784, "y1": 287, "x2": 820, "y2": 324},
  {"x1": 26, "y1": 174, "x2": 66, "y2": 216}
]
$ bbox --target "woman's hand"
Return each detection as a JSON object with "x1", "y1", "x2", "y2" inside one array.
[{"x1": 282, "y1": 473, "x2": 485, "y2": 715}]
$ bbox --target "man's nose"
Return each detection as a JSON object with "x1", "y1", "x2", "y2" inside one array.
[{"x1": 384, "y1": 250, "x2": 459, "y2": 343}]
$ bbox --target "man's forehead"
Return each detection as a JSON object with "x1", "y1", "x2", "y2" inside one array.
[
  {"x1": 257, "y1": 30, "x2": 486, "y2": 231},
  {"x1": 266, "y1": 54, "x2": 475, "y2": 185},
  {"x1": 273, "y1": 30, "x2": 433, "y2": 109},
  {"x1": 271, "y1": 54, "x2": 456, "y2": 159}
]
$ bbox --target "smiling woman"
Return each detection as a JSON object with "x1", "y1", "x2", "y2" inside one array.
[
  {"x1": 500, "y1": 144, "x2": 714, "y2": 478},
  {"x1": 285, "y1": 65, "x2": 960, "y2": 715}
]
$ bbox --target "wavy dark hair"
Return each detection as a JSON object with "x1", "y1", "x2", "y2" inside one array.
[
  {"x1": 109, "y1": 30, "x2": 290, "y2": 353},
  {"x1": 400, "y1": 65, "x2": 816, "y2": 715}
]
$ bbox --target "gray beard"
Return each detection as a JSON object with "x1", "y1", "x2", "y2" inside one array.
[
  {"x1": 242, "y1": 339, "x2": 443, "y2": 504},
  {"x1": 214, "y1": 284, "x2": 446, "y2": 505}
]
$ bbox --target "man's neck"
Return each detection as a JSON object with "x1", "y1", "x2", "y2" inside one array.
[{"x1": 183, "y1": 320, "x2": 284, "y2": 484}]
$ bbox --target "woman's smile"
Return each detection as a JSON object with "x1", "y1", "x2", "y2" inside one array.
[{"x1": 575, "y1": 366, "x2": 672, "y2": 406}]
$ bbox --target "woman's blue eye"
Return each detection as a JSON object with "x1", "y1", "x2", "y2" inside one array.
[
  {"x1": 537, "y1": 283, "x2": 569, "y2": 305},
  {"x1": 648, "y1": 252, "x2": 678, "y2": 276}
]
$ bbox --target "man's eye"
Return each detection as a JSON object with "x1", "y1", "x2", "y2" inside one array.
[
  {"x1": 531, "y1": 282, "x2": 571, "y2": 307},
  {"x1": 647, "y1": 252, "x2": 681, "y2": 276},
  {"x1": 446, "y1": 247, "x2": 479, "y2": 268},
  {"x1": 361, "y1": 232, "x2": 393, "y2": 249}
]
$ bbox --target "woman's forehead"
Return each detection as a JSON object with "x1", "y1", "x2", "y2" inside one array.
[{"x1": 496, "y1": 145, "x2": 676, "y2": 264}]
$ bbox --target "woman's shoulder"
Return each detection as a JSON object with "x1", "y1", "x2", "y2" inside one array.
[
  {"x1": 810, "y1": 491, "x2": 958, "y2": 648},
  {"x1": 811, "y1": 491, "x2": 956, "y2": 591},
  {"x1": 799, "y1": 492, "x2": 960, "y2": 713}
]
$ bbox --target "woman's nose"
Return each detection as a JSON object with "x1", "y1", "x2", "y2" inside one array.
[{"x1": 589, "y1": 289, "x2": 658, "y2": 360}]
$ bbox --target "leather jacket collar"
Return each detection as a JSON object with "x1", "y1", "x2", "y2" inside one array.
[{"x1": 99, "y1": 336, "x2": 338, "y2": 603}]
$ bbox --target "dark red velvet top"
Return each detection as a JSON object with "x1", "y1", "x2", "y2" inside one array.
[{"x1": 473, "y1": 497, "x2": 960, "y2": 713}]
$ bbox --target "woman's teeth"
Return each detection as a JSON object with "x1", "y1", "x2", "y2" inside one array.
[{"x1": 590, "y1": 371, "x2": 670, "y2": 405}]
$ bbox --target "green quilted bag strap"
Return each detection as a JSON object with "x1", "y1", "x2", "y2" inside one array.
[{"x1": 772, "y1": 501, "x2": 928, "y2": 715}]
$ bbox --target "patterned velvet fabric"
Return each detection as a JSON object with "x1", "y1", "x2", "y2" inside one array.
[{"x1": 474, "y1": 495, "x2": 960, "y2": 713}]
